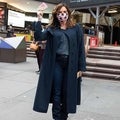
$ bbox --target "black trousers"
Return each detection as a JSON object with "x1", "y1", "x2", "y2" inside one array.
[
  {"x1": 52, "y1": 54, "x2": 69, "y2": 120},
  {"x1": 35, "y1": 47, "x2": 44, "y2": 70}
]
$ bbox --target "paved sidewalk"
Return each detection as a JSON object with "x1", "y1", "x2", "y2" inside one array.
[{"x1": 0, "y1": 57, "x2": 120, "y2": 120}]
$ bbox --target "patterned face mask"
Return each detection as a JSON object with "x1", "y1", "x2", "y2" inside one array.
[{"x1": 57, "y1": 12, "x2": 68, "y2": 22}]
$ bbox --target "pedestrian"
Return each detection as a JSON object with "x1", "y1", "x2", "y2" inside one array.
[
  {"x1": 7, "y1": 24, "x2": 14, "y2": 37},
  {"x1": 32, "y1": 8, "x2": 44, "y2": 74},
  {"x1": 33, "y1": 3, "x2": 86, "y2": 120}
]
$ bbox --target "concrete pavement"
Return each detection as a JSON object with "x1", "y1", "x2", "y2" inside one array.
[{"x1": 0, "y1": 57, "x2": 120, "y2": 120}]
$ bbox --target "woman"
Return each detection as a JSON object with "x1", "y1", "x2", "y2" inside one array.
[{"x1": 33, "y1": 3, "x2": 86, "y2": 120}]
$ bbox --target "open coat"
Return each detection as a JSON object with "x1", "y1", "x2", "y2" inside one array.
[{"x1": 33, "y1": 22, "x2": 86, "y2": 113}]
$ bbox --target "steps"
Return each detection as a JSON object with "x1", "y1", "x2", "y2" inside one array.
[
  {"x1": 87, "y1": 47, "x2": 120, "y2": 60},
  {"x1": 83, "y1": 60, "x2": 120, "y2": 80},
  {"x1": 26, "y1": 43, "x2": 120, "y2": 80},
  {"x1": 83, "y1": 46, "x2": 120, "y2": 80}
]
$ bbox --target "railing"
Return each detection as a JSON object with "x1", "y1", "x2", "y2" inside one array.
[{"x1": 67, "y1": 0, "x2": 120, "y2": 8}]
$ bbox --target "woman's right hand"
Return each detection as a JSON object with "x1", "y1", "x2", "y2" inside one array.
[{"x1": 37, "y1": 10, "x2": 43, "y2": 21}]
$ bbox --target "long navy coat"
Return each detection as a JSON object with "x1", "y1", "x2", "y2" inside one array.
[{"x1": 33, "y1": 22, "x2": 86, "y2": 113}]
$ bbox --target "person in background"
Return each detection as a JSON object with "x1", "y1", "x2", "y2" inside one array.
[
  {"x1": 33, "y1": 3, "x2": 86, "y2": 120},
  {"x1": 88, "y1": 26, "x2": 95, "y2": 35},
  {"x1": 32, "y1": 8, "x2": 44, "y2": 74},
  {"x1": 7, "y1": 24, "x2": 14, "y2": 37}
]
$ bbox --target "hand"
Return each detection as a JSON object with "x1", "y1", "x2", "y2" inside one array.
[
  {"x1": 37, "y1": 10, "x2": 43, "y2": 21},
  {"x1": 37, "y1": 2, "x2": 48, "y2": 21},
  {"x1": 35, "y1": 41, "x2": 40, "y2": 45},
  {"x1": 77, "y1": 71, "x2": 82, "y2": 78}
]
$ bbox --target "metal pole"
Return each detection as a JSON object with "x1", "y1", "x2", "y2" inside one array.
[
  {"x1": 110, "y1": 26, "x2": 113, "y2": 45},
  {"x1": 96, "y1": 7, "x2": 100, "y2": 35}
]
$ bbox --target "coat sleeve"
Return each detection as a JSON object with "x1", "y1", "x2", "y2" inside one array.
[
  {"x1": 34, "y1": 21, "x2": 48, "y2": 41},
  {"x1": 77, "y1": 24, "x2": 86, "y2": 72}
]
